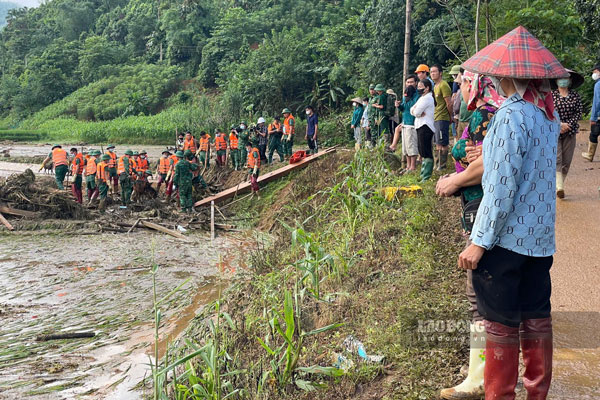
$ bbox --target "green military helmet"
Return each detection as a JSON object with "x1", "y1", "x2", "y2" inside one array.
[
  {"x1": 162, "y1": 149, "x2": 171, "y2": 155},
  {"x1": 140, "y1": 150, "x2": 147, "y2": 155},
  {"x1": 125, "y1": 149, "x2": 133, "y2": 156},
  {"x1": 175, "y1": 150, "x2": 184, "y2": 158},
  {"x1": 374, "y1": 83, "x2": 385, "y2": 91},
  {"x1": 51, "y1": 144, "x2": 62, "y2": 149},
  {"x1": 449, "y1": 65, "x2": 461, "y2": 76},
  {"x1": 184, "y1": 149, "x2": 193, "y2": 157},
  {"x1": 101, "y1": 154, "x2": 111, "y2": 161},
  {"x1": 240, "y1": 121, "x2": 247, "y2": 126},
  {"x1": 281, "y1": 108, "x2": 291, "y2": 114},
  {"x1": 93, "y1": 149, "x2": 102, "y2": 156},
  {"x1": 369, "y1": 84, "x2": 375, "y2": 90},
  {"x1": 106, "y1": 144, "x2": 115, "y2": 150},
  {"x1": 133, "y1": 151, "x2": 139, "y2": 156},
  {"x1": 87, "y1": 148, "x2": 96, "y2": 155}
]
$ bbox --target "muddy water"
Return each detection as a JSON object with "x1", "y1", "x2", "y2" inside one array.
[
  {"x1": 0, "y1": 161, "x2": 42, "y2": 178},
  {"x1": 0, "y1": 231, "x2": 249, "y2": 399},
  {"x1": 1, "y1": 144, "x2": 172, "y2": 162}
]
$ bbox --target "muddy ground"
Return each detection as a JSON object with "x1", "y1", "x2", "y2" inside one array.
[{"x1": 0, "y1": 230, "x2": 251, "y2": 399}]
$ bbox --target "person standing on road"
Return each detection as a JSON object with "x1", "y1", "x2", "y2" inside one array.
[
  {"x1": 436, "y1": 70, "x2": 505, "y2": 400},
  {"x1": 305, "y1": 105, "x2": 319, "y2": 155},
  {"x1": 552, "y1": 69, "x2": 584, "y2": 199},
  {"x1": 431, "y1": 64, "x2": 453, "y2": 171},
  {"x1": 459, "y1": 26, "x2": 567, "y2": 400},
  {"x1": 268, "y1": 116, "x2": 284, "y2": 164},
  {"x1": 350, "y1": 97, "x2": 364, "y2": 150},
  {"x1": 40, "y1": 144, "x2": 69, "y2": 189},
  {"x1": 582, "y1": 63, "x2": 600, "y2": 162},
  {"x1": 411, "y1": 79, "x2": 436, "y2": 181},
  {"x1": 173, "y1": 149, "x2": 199, "y2": 213},
  {"x1": 70, "y1": 147, "x2": 84, "y2": 204}
]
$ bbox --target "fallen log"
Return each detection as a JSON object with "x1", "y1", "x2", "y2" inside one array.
[
  {"x1": 194, "y1": 146, "x2": 337, "y2": 207},
  {"x1": 0, "y1": 205, "x2": 40, "y2": 218},
  {"x1": 140, "y1": 220, "x2": 188, "y2": 240},
  {"x1": 0, "y1": 212, "x2": 14, "y2": 231},
  {"x1": 36, "y1": 332, "x2": 95, "y2": 341}
]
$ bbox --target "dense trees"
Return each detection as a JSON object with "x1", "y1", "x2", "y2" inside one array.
[{"x1": 0, "y1": 0, "x2": 595, "y2": 128}]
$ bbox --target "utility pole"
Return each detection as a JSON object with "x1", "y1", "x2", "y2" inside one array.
[{"x1": 403, "y1": 0, "x2": 412, "y2": 93}]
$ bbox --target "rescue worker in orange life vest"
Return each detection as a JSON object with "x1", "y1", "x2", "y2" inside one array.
[
  {"x1": 137, "y1": 150, "x2": 151, "y2": 180},
  {"x1": 70, "y1": 147, "x2": 84, "y2": 204},
  {"x1": 282, "y1": 108, "x2": 295, "y2": 159},
  {"x1": 214, "y1": 129, "x2": 228, "y2": 167},
  {"x1": 183, "y1": 131, "x2": 198, "y2": 153},
  {"x1": 246, "y1": 140, "x2": 261, "y2": 196},
  {"x1": 40, "y1": 144, "x2": 69, "y2": 189},
  {"x1": 198, "y1": 131, "x2": 211, "y2": 167},
  {"x1": 156, "y1": 149, "x2": 171, "y2": 194},
  {"x1": 105, "y1": 144, "x2": 118, "y2": 194},
  {"x1": 229, "y1": 125, "x2": 241, "y2": 170},
  {"x1": 118, "y1": 149, "x2": 135, "y2": 206},
  {"x1": 96, "y1": 154, "x2": 111, "y2": 210},
  {"x1": 85, "y1": 149, "x2": 100, "y2": 203}
]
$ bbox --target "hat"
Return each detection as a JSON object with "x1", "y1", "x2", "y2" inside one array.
[
  {"x1": 374, "y1": 84, "x2": 385, "y2": 91},
  {"x1": 184, "y1": 149, "x2": 193, "y2": 157},
  {"x1": 106, "y1": 144, "x2": 115, "y2": 149},
  {"x1": 87, "y1": 148, "x2": 96, "y2": 155},
  {"x1": 133, "y1": 151, "x2": 139, "y2": 156},
  {"x1": 369, "y1": 84, "x2": 375, "y2": 90},
  {"x1": 125, "y1": 149, "x2": 133, "y2": 156},
  {"x1": 140, "y1": 150, "x2": 147, "y2": 155},
  {"x1": 94, "y1": 149, "x2": 102, "y2": 156},
  {"x1": 462, "y1": 26, "x2": 568, "y2": 79},
  {"x1": 550, "y1": 69, "x2": 584, "y2": 90},
  {"x1": 415, "y1": 64, "x2": 430, "y2": 73},
  {"x1": 162, "y1": 149, "x2": 171, "y2": 155},
  {"x1": 257, "y1": 117, "x2": 266, "y2": 124},
  {"x1": 386, "y1": 89, "x2": 397, "y2": 96},
  {"x1": 175, "y1": 151, "x2": 184, "y2": 158},
  {"x1": 281, "y1": 108, "x2": 291, "y2": 114},
  {"x1": 101, "y1": 154, "x2": 110, "y2": 161},
  {"x1": 449, "y1": 65, "x2": 462, "y2": 76},
  {"x1": 351, "y1": 97, "x2": 362, "y2": 103},
  {"x1": 51, "y1": 144, "x2": 61, "y2": 149}
]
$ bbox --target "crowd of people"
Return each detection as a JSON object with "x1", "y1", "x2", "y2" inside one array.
[{"x1": 39, "y1": 106, "x2": 322, "y2": 212}]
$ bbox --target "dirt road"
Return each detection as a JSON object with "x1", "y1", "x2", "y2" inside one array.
[{"x1": 545, "y1": 132, "x2": 600, "y2": 399}]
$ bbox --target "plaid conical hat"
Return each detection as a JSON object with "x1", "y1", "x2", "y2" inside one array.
[{"x1": 462, "y1": 26, "x2": 569, "y2": 79}]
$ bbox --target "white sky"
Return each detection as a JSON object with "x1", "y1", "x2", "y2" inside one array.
[{"x1": 10, "y1": 0, "x2": 41, "y2": 7}]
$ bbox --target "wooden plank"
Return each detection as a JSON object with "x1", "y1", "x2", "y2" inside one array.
[
  {"x1": 140, "y1": 220, "x2": 188, "y2": 240},
  {"x1": 0, "y1": 205, "x2": 40, "y2": 218},
  {"x1": 0, "y1": 212, "x2": 14, "y2": 231},
  {"x1": 194, "y1": 147, "x2": 337, "y2": 207}
]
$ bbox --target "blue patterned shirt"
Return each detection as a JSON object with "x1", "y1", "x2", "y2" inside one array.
[{"x1": 470, "y1": 93, "x2": 558, "y2": 257}]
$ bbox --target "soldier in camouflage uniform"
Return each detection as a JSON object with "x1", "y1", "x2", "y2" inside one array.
[
  {"x1": 173, "y1": 150, "x2": 199, "y2": 213},
  {"x1": 238, "y1": 121, "x2": 250, "y2": 167}
]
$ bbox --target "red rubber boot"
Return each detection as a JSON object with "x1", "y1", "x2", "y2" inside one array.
[
  {"x1": 520, "y1": 318, "x2": 553, "y2": 400},
  {"x1": 484, "y1": 320, "x2": 520, "y2": 400}
]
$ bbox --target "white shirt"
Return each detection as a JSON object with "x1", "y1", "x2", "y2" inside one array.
[
  {"x1": 410, "y1": 92, "x2": 435, "y2": 132},
  {"x1": 361, "y1": 106, "x2": 369, "y2": 128}
]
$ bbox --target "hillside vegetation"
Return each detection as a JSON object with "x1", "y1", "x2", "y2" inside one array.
[{"x1": 0, "y1": 0, "x2": 596, "y2": 142}]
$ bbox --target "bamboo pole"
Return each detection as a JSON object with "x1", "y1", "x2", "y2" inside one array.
[{"x1": 403, "y1": 0, "x2": 412, "y2": 93}]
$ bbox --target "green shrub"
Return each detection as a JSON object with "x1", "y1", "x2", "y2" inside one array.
[{"x1": 0, "y1": 130, "x2": 47, "y2": 142}]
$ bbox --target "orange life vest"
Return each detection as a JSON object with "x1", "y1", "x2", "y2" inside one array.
[
  {"x1": 107, "y1": 151, "x2": 117, "y2": 168},
  {"x1": 283, "y1": 115, "x2": 295, "y2": 136},
  {"x1": 183, "y1": 136, "x2": 197, "y2": 153},
  {"x1": 158, "y1": 156, "x2": 170, "y2": 174},
  {"x1": 247, "y1": 147, "x2": 260, "y2": 169},
  {"x1": 229, "y1": 133, "x2": 238, "y2": 149},
  {"x1": 117, "y1": 155, "x2": 132, "y2": 175},
  {"x1": 268, "y1": 121, "x2": 282, "y2": 133},
  {"x1": 199, "y1": 135, "x2": 210, "y2": 152},
  {"x1": 97, "y1": 161, "x2": 108, "y2": 182},
  {"x1": 71, "y1": 153, "x2": 84, "y2": 175},
  {"x1": 137, "y1": 157, "x2": 149, "y2": 173},
  {"x1": 52, "y1": 148, "x2": 68, "y2": 167},
  {"x1": 215, "y1": 134, "x2": 227, "y2": 150},
  {"x1": 86, "y1": 157, "x2": 97, "y2": 175},
  {"x1": 169, "y1": 154, "x2": 180, "y2": 168}
]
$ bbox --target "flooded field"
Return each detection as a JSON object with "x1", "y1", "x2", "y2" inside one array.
[{"x1": 0, "y1": 230, "x2": 249, "y2": 399}]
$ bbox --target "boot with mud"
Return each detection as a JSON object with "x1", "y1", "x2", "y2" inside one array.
[
  {"x1": 420, "y1": 158, "x2": 434, "y2": 182},
  {"x1": 520, "y1": 318, "x2": 553, "y2": 399},
  {"x1": 440, "y1": 322, "x2": 486, "y2": 399},
  {"x1": 556, "y1": 172, "x2": 565, "y2": 199},
  {"x1": 437, "y1": 150, "x2": 449, "y2": 171},
  {"x1": 483, "y1": 320, "x2": 520, "y2": 400},
  {"x1": 582, "y1": 141, "x2": 597, "y2": 162}
]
